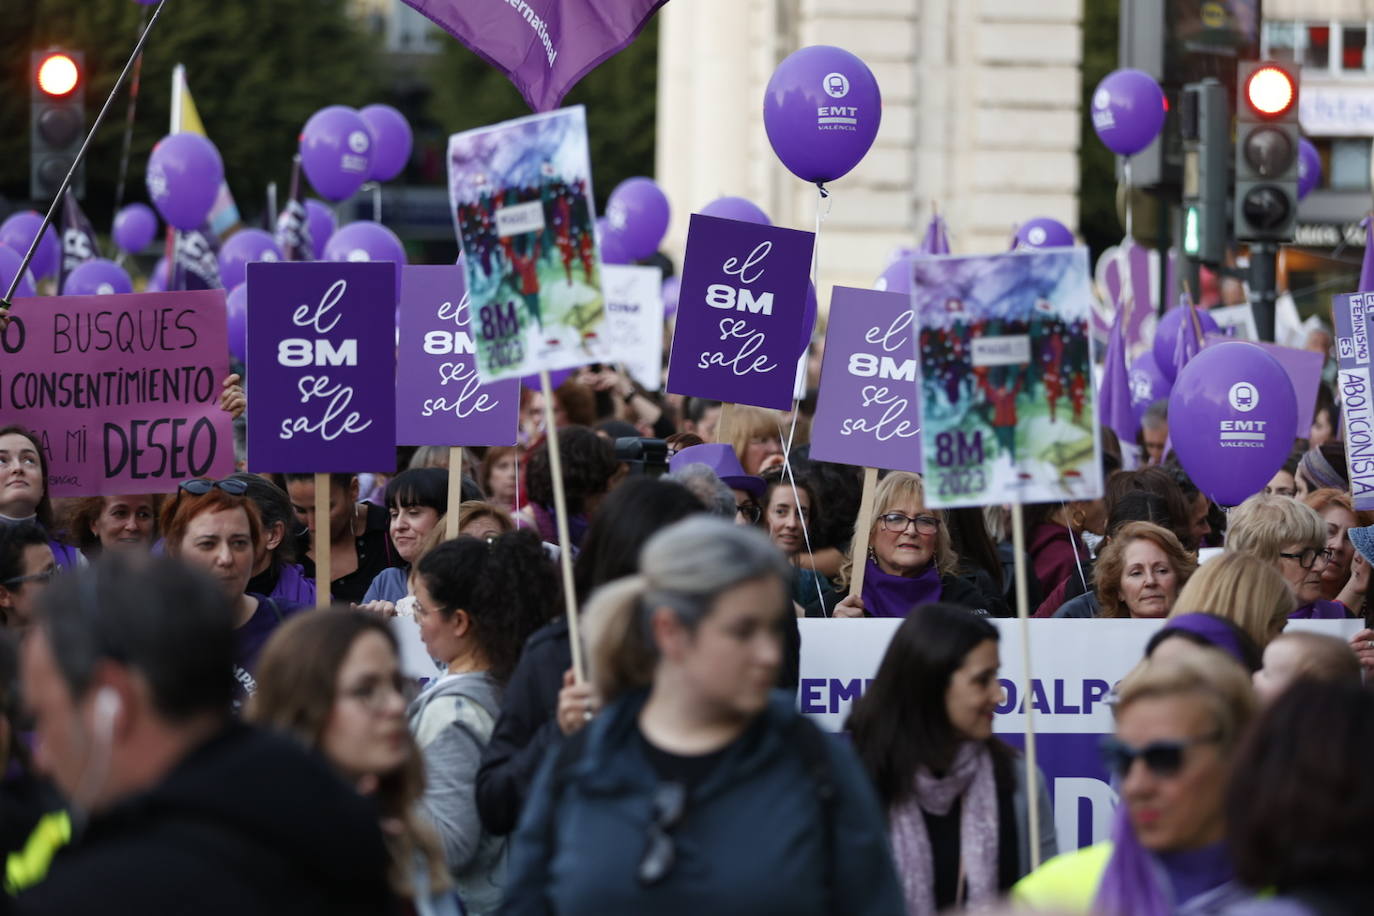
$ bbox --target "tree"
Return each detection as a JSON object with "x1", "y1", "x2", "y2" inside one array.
[{"x1": 0, "y1": 0, "x2": 383, "y2": 231}]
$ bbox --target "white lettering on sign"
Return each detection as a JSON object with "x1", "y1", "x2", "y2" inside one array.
[
  {"x1": 697, "y1": 317, "x2": 776, "y2": 376},
  {"x1": 494, "y1": 201, "x2": 546, "y2": 237},
  {"x1": 970, "y1": 335, "x2": 1031, "y2": 368}
]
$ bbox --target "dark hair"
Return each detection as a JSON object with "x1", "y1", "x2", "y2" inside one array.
[
  {"x1": 61, "y1": 495, "x2": 165, "y2": 555},
  {"x1": 791, "y1": 452, "x2": 863, "y2": 552},
  {"x1": 1107, "y1": 489, "x2": 1172, "y2": 535},
  {"x1": 525, "y1": 426, "x2": 618, "y2": 514},
  {"x1": 37, "y1": 554, "x2": 235, "y2": 720},
  {"x1": 0, "y1": 426, "x2": 53, "y2": 530},
  {"x1": 280, "y1": 472, "x2": 355, "y2": 492},
  {"x1": 761, "y1": 468, "x2": 821, "y2": 537},
  {"x1": 847, "y1": 603, "x2": 1007, "y2": 807},
  {"x1": 416, "y1": 531, "x2": 557, "y2": 684},
  {"x1": 0, "y1": 521, "x2": 50, "y2": 589},
  {"x1": 384, "y1": 468, "x2": 449, "y2": 515},
  {"x1": 944, "y1": 506, "x2": 1004, "y2": 592},
  {"x1": 1313, "y1": 382, "x2": 1339, "y2": 432},
  {"x1": 1106, "y1": 467, "x2": 1195, "y2": 550},
  {"x1": 683, "y1": 398, "x2": 722, "y2": 424},
  {"x1": 573, "y1": 477, "x2": 704, "y2": 602},
  {"x1": 1145, "y1": 614, "x2": 1262, "y2": 672},
  {"x1": 229, "y1": 472, "x2": 297, "y2": 566},
  {"x1": 0, "y1": 630, "x2": 26, "y2": 771},
  {"x1": 1228, "y1": 680, "x2": 1374, "y2": 891}
]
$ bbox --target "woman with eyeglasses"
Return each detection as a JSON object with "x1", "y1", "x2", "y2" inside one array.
[
  {"x1": 502, "y1": 517, "x2": 904, "y2": 915},
  {"x1": 249, "y1": 609, "x2": 462, "y2": 915},
  {"x1": 162, "y1": 478, "x2": 308, "y2": 709},
  {"x1": 1224, "y1": 493, "x2": 1348, "y2": 619},
  {"x1": 0, "y1": 425, "x2": 85, "y2": 571},
  {"x1": 358, "y1": 468, "x2": 450, "y2": 615},
  {"x1": 410, "y1": 531, "x2": 557, "y2": 914},
  {"x1": 847, "y1": 603, "x2": 1056, "y2": 914},
  {"x1": 1014, "y1": 649, "x2": 1256, "y2": 913},
  {"x1": 761, "y1": 469, "x2": 835, "y2": 617},
  {"x1": 0, "y1": 521, "x2": 56, "y2": 632},
  {"x1": 1302, "y1": 488, "x2": 1369, "y2": 610},
  {"x1": 834, "y1": 472, "x2": 1008, "y2": 618}
]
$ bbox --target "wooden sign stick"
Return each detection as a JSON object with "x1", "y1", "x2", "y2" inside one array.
[
  {"x1": 446, "y1": 446, "x2": 464, "y2": 539},
  {"x1": 314, "y1": 472, "x2": 331, "y2": 609},
  {"x1": 541, "y1": 369, "x2": 586, "y2": 683},
  {"x1": 848, "y1": 466, "x2": 879, "y2": 599},
  {"x1": 1010, "y1": 500, "x2": 1043, "y2": 868}
]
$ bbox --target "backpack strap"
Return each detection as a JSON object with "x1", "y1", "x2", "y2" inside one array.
[
  {"x1": 788, "y1": 715, "x2": 838, "y2": 915},
  {"x1": 264, "y1": 597, "x2": 283, "y2": 623}
]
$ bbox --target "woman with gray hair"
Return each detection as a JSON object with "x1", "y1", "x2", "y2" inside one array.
[
  {"x1": 1225, "y1": 493, "x2": 1347, "y2": 619},
  {"x1": 502, "y1": 517, "x2": 903, "y2": 915}
]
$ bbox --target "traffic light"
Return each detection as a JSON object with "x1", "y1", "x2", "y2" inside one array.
[
  {"x1": 30, "y1": 49, "x2": 85, "y2": 201},
  {"x1": 1180, "y1": 78, "x2": 1229, "y2": 264},
  {"x1": 1233, "y1": 61, "x2": 1299, "y2": 242}
]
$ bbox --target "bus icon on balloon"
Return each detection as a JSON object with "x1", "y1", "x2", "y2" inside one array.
[
  {"x1": 1228, "y1": 381, "x2": 1258, "y2": 412},
  {"x1": 823, "y1": 72, "x2": 850, "y2": 98}
]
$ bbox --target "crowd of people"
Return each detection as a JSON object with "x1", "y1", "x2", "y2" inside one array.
[{"x1": 1, "y1": 362, "x2": 1372, "y2": 915}]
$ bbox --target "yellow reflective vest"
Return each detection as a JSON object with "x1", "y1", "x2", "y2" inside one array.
[{"x1": 1011, "y1": 841, "x2": 1114, "y2": 913}]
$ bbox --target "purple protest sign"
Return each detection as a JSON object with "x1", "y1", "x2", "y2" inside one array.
[
  {"x1": 396, "y1": 265, "x2": 521, "y2": 447},
  {"x1": 809, "y1": 286, "x2": 922, "y2": 472},
  {"x1": 0, "y1": 290, "x2": 235, "y2": 496},
  {"x1": 665, "y1": 214, "x2": 815, "y2": 410},
  {"x1": 245, "y1": 261, "x2": 397, "y2": 471},
  {"x1": 402, "y1": 0, "x2": 665, "y2": 112}
]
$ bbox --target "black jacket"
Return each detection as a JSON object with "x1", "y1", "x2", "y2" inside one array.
[
  {"x1": 14, "y1": 723, "x2": 395, "y2": 916},
  {"x1": 941, "y1": 572, "x2": 1012, "y2": 617}
]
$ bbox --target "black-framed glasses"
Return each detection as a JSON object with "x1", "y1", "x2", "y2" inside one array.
[
  {"x1": 1100, "y1": 732, "x2": 1221, "y2": 779},
  {"x1": 736, "y1": 501, "x2": 762, "y2": 524},
  {"x1": 3, "y1": 567, "x2": 56, "y2": 588},
  {"x1": 637, "y1": 781, "x2": 687, "y2": 886},
  {"x1": 879, "y1": 512, "x2": 941, "y2": 535},
  {"x1": 1277, "y1": 547, "x2": 1334, "y2": 570},
  {"x1": 178, "y1": 477, "x2": 248, "y2": 497}
]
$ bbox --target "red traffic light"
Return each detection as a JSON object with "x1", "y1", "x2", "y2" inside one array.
[
  {"x1": 36, "y1": 53, "x2": 80, "y2": 97},
  {"x1": 1245, "y1": 66, "x2": 1295, "y2": 117}
]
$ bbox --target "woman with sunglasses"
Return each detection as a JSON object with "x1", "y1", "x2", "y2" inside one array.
[
  {"x1": 410, "y1": 531, "x2": 557, "y2": 914},
  {"x1": 835, "y1": 472, "x2": 1007, "y2": 618},
  {"x1": 1224, "y1": 493, "x2": 1348, "y2": 619},
  {"x1": 502, "y1": 517, "x2": 903, "y2": 915},
  {"x1": 249, "y1": 609, "x2": 461, "y2": 915},
  {"x1": 1015, "y1": 649, "x2": 1256, "y2": 913},
  {"x1": 162, "y1": 478, "x2": 307, "y2": 709},
  {"x1": 848, "y1": 603, "x2": 1056, "y2": 914}
]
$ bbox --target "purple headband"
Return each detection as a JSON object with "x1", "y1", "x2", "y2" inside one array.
[
  {"x1": 1298, "y1": 446, "x2": 1345, "y2": 491},
  {"x1": 1156, "y1": 612, "x2": 1250, "y2": 668}
]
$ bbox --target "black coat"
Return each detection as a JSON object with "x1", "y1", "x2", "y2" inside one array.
[{"x1": 14, "y1": 723, "x2": 395, "y2": 916}]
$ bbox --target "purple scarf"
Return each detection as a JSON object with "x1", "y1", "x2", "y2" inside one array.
[
  {"x1": 1289, "y1": 599, "x2": 1349, "y2": 620},
  {"x1": 861, "y1": 557, "x2": 942, "y2": 618},
  {"x1": 889, "y1": 742, "x2": 998, "y2": 915}
]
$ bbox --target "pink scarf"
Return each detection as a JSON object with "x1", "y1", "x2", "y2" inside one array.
[{"x1": 889, "y1": 742, "x2": 999, "y2": 916}]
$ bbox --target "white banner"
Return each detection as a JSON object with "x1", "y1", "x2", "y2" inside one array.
[{"x1": 602, "y1": 264, "x2": 665, "y2": 391}]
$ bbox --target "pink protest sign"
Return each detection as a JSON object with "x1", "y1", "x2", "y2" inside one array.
[{"x1": 0, "y1": 291, "x2": 235, "y2": 496}]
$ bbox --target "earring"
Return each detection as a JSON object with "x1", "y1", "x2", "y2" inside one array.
[
  {"x1": 1071, "y1": 507, "x2": 1086, "y2": 529},
  {"x1": 867, "y1": 546, "x2": 877, "y2": 563}
]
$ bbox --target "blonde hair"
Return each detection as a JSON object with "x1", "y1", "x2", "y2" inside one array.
[
  {"x1": 412, "y1": 500, "x2": 516, "y2": 561},
  {"x1": 1094, "y1": 521, "x2": 1197, "y2": 618},
  {"x1": 1268, "y1": 631, "x2": 1362, "y2": 686},
  {"x1": 1170, "y1": 551, "x2": 1296, "y2": 647},
  {"x1": 584, "y1": 516, "x2": 789, "y2": 702},
  {"x1": 1116, "y1": 647, "x2": 1257, "y2": 753},
  {"x1": 723, "y1": 405, "x2": 784, "y2": 473},
  {"x1": 839, "y1": 471, "x2": 957, "y2": 587},
  {"x1": 1226, "y1": 493, "x2": 1325, "y2": 562}
]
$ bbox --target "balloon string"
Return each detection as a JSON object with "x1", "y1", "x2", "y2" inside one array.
[{"x1": 1123, "y1": 157, "x2": 1134, "y2": 242}]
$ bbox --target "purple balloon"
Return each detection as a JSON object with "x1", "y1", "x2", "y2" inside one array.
[
  {"x1": 113, "y1": 203, "x2": 159, "y2": 255},
  {"x1": 300, "y1": 106, "x2": 373, "y2": 202},
  {"x1": 305, "y1": 199, "x2": 336, "y2": 259},
  {"x1": 0, "y1": 244, "x2": 38, "y2": 299},
  {"x1": 62, "y1": 258, "x2": 133, "y2": 296},
  {"x1": 699, "y1": 196, "x2": 771, "y2": 226},
  {"x1": 360, "y1": 104, "x2": 413, "y2": 183},
  {"x1": 873, "y1": 256, "x2": 913, "y2": 295},
  {"x1": 1091, "y1": 69, "x2": 1167, "y2": 157},
  {"x1": 218, "y1": 228, "x2": 282, "y2": 290},
  {"x1": 226, "y1": 282, "x2": 248, "y2": 364},
  {"x1": 522, "y1": 368, "x2": 574, "y2": 392},
  {"x1": 146, "y1": 256, "x2": 171, "y2": 293},
  {"x1": 1013, "y1": 217, "x2": 1075, "y2": 250},
  {"x1": 1154, "y1": 306, "x2": 1220, "y2": 384},
  {"x1": 662, "y1": 275, "x2": 681, "y2": 318},
  {"x1": 764, "y1": 45, "x2": 882, "y2": 184},
  {"x1": 605, "y1": 177, "x2": 670, "y2": 262},
  {"x1": 0, "y1": 211, "x2": 59, "y2": 281},
  {"x1": 323, "y1": 220, "x2": 405, "y2": 299},
  {"x1": 146, "y1": 132, "x2": 224, "y2": 230},
  {"x1": 597, "y1": 217, "x2": 632, "y2": 265},
  {"x1": 1128, "y1": 350, "x2": 1171, "y2": 422},
  {"x1": 1298, "y1": 138, "x2": 1321, "y2": 200},
  {"x1": 1169, "y1": 341, "x2": 1297, "y2": 506}
]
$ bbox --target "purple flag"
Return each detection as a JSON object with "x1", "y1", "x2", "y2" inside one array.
[
  {"x1": 401, "y1": 0, "x2": 666, "y2": 112},
  {"x1": 174, "y1": 224, "x2": 223, "y2": 290},
  {"x1": 59, "y1": 191, "x2": 99, "y2": 288},
  {"x1": 1361, "y1": 216, "x2": 1374, "y2": 293},
  {"x1": 1099, "y1": 311, "x2": 1137, "y2": 448},
  {"x1": 275, "y1": 155, "x2": 313, "y2": 262},
  {"x1": 1172, "y1": 293, "x2": 1203, "y2": 380},
  {"x1": 245, "y1": 261, "x2": 397, "y2": 471},
  {"x1": 665, "y1": 214, "x2": 815, "y2": 410},
  {"x1": 396, "y1": 265, "x2": 521, "y2": 446},
  {"x1": 809, "y1": 286, "x2": 922, "y2": 472},
  {"x1": 917, "y1": 212, "x2": 950, "y2": 256}
]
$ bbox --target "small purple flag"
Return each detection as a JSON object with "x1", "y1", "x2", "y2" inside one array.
[
  {"x1": 173, "y1": 224, "x2": 223, "y2": 290},
  {"x1": 401, "y1": 0, "x2": 666, "y2": 112},
  {"x1": 275, "y1": 155, "x2": 313, "y2": 262},
  {"x1": 1361, "y1": 215, "x2": 1374, "y2": 293},
  {"x1": 59, "y1": 191, "x2": 100, "y2": 288},
  {"x1": 1099, "y1": 310, "x2": 1137, "y2": 449},
  {"x1": 1172, "y1": 293, "x2": 1203, "y2": 380},
  {"x1": 917, "y1": 212, "x2": 950, "y2": 256}
]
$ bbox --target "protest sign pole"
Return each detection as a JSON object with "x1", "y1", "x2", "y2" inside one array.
[
  {"x1": 1010, "y1": 500, "x2": 1043, "y2": 868},
  {"x1": 541, "y1": 369, "x2": 586, "y2": 683},
  {"x1": 445, "y1": 447, "x2": 464, "y2": 539},
  {"x1": 314, "y1": 473, "x2": 331, "y2": 609},
  {"x1": 848, "y1": 467, "x2": 879, "y2": 598}
]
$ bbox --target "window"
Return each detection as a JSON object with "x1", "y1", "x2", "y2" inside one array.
[
  {"x1": 1342, "y1": 23, "x2": 1368, "y2": 72},
  {"x1": 1305, "y1": 24, "x2": 1332, "y2": 70},
  {"x1": 1264, "y1": 21, "x2": 1301, "y2": 64},
  {"x1": 1329, "y1": 139, "x2": 1371, "y2": 190}
]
